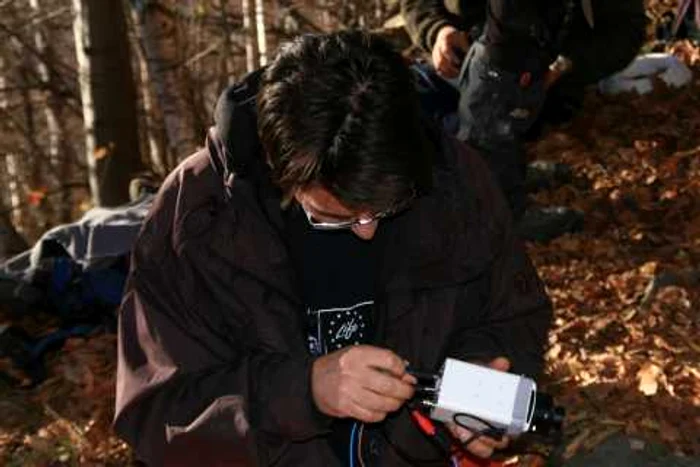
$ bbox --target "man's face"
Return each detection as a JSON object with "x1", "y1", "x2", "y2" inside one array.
[{"x1": 294, "y1": 184, "x2": 380, "y2": 240}]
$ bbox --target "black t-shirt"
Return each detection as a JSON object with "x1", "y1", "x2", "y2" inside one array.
[{"x1": 286, "y1": 208, "x2": 378, "y2": 466}]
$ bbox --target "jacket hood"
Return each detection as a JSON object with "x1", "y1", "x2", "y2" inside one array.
[
  {"x1": 211, "y1": 68, "x2": 269, "y2": 190},
  {"x1": 207, "y1": 70, "x2": 506, "y2": 289}
]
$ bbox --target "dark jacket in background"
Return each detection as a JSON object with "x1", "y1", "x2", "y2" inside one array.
[
  {"x1": 113, "y1": 75, "x2": 553, "y2": 466},
  {"x1": 401, "y1": 0, "x2": 647, "y2": 86}
]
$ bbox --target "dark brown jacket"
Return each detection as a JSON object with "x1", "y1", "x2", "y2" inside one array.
[
  {"x1": 401, "y1": 0, "x2": 647, "y2": 85},
  {"x1": 113, "y1": 80, "x2": 552, "y2": 466}
]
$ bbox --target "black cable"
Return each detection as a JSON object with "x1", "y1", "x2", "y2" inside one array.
[
  {"x1": 383, "y1": 400, "x2": 510, "y2": 465},
  {"x1": 450, "y1": 412, "x2": 511, "y2": 458}
]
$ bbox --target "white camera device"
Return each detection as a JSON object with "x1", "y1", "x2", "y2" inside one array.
[{"x1": 425, "y1": 358, "x2": 538, "y2": 436}]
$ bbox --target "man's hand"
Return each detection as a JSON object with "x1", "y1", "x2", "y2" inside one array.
[
  {"x1": 432, "y1": 26, "x2": 469, "y2": 78},
  {"x1": 544, "y1": 55, "x2": 573, "y2": 90},
  {"x1": 543, "y1": 69, "x2": 562, "y2": 91},
  {"x1": 311, "y1": 345, "x2": 417, "y2": 423},
  {"x1": 446, "y1": 357, "x2": 512, "y2": 458}
]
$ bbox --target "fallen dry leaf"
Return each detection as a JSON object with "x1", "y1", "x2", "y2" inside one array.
[
  {"x1": 563, "y1": 428, "x2": 592, "y2": 460},
  {"x1": 637, "y1": 364, "x2": 662, "y2": 396}
]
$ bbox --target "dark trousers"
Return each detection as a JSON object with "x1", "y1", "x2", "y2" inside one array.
[{"x1": 456, "y1": 41, "x2": 547, "y2": 220}]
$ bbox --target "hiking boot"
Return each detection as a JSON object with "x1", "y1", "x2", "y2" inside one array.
[
  {"x1": 517, "y1": 206, "x2": 584, "y2": 242},
  {"x1": 525, "y1": 161, "x2": 573, "y2": 193}
]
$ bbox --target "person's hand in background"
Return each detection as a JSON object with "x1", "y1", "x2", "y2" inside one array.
[
  {"x1": 433, "y1": 25, "x2": 470, "y2": 78},
  {"x1": 544, "y1": 55, "x2": 573, "y2": 90}
]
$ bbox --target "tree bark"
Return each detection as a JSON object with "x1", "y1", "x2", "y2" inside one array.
[
  {"x1": 255, "y1": 0, "x2": 268, "y2": 66},
  {"x1": 217, "y1": 0, "x2": 236, "y2": 88},
  {"x1": 28, "y1": 0, "x2": 76, "y2": 223},
  {"x1": 242, "y1": 0, "x2": 259, "y2": 72},
  {"x1": 0, "y1": 53, "x2": 23, "y2": 246},
  {"x1": 127, "y1": 1, "x2": 168, "y2": 175},
  {"x1": 131, "y1": 1, "x2": 203, "y2": 164},
  {"x1": 72, "y1": 0, "x2": 144, "y2": 207}
]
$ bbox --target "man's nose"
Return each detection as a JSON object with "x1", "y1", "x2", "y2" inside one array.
[{"x1": 351, "y1": 220, "x2": 378, "y2": 240}]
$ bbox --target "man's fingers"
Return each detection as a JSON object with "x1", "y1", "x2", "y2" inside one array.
[
  {"x1": 489, "y1": 357, "x2": 511, "y2": 372},
  {"x1": 433, "y1": 45, "x2": 460, "y2": 78},
  {"x1": 469, "y1": 434, "x2": 507, "y2": 449},
  {"x1": 447, "y1": 423, "x2": 509, "y2": 458},
  {"x1": 361, "y1": 367, "x2": 415, "y2": 401},
  {"x1": 436, "y1": 55, "x2": 459, "y2": 78},
  {"x1": 351, "y1": 387, "x2": 403, "y2": 414},
  {"x1": 464, "y1": 439, "x2": 495, "y2": 458},
  {"x1": 312, "y1": 346, "x2": 415, "y2": 421},
  {"x1": 358, "y1": 346, "x2": 407, "y2": 378},
  {"x1": 455, "y1": 432, "x2": 496, "y2": 458},
  {"x1": 401, "y1": 372, "x2": 418, "y2": 385},
  {"x1": 493, "y1": 435, "x2": 510, "y2": 449}
]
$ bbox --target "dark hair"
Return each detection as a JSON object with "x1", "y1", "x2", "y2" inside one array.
[{"x1": 257, "y1": 30, "x2": 432, "y2": 211}]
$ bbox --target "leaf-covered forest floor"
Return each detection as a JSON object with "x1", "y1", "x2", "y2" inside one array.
[
  {"x1": 530, "y1": 57, "x2": 700, "y2": 462},
  {"x1": 2, "y1": 23, "x2": 700, "y2": 467}
]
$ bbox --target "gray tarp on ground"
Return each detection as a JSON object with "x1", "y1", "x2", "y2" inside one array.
[{"x1": 1, "y1": 194, "x2": 154, "y2": 281}]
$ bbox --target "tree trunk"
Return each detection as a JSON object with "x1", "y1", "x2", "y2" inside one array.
[
  {"x1": 127, "y1": 1, "x2": 168, "y2": 175},
  {"x1": 0, "y1": 53, "x2": 28, "y2": 255},
  {"x1": 131, "y1": 1, "x2": 203, "y2": 164},
  {"x1": 18, "y1": 58, "x2": 42, "y2": 193},
  {"x1": 4, "y1": 152, "x2": 23, "y2": 237},
  {"x1": 28, "y1": 0, "x2": 76, "y2": 223},
  {"x1": 255, "y1": 0, "x2": 268, "y2": 66},
  {"x1": 72, "y1": 0, "x2": 143, "y2": 207},
  {"x1": 242, "y1": 0, "x2": 259, "y2": 72},
  {"x1": 2, "y1": 43, "x2": 29, "y2": 237},
  {"x1": 28, "y1": 0, "x2": 59, "y2": 166},
  {"x1": 217, "y1": 0, "x2": 236, "y2": 88}
]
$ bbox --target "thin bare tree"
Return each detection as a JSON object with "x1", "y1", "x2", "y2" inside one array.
[
  {"x1": 72, "y1": 0, "x2": 144, "y2": 206},
  {"x1": 255, "y1": 0, "x2": 268, "y2": 66},
  {"x1": 242, "y1": 0, "x2": 259, "y2": 72},
  {"x1": 28, "y1": 0, "x2": 78, "y2": 222},
  {"x1": 0, "y1": 53, "x2": 28, "y2": 258},
  {"x1": 126, "y1": 1, "x2": 167, "y2": 175},
  {"x1": 130, "y1": 0, "x2": 204, "y2": 164}
]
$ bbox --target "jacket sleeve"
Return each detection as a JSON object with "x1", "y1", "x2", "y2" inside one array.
[
  {"x1": 113, "y1": 176, "x2": 329, "y2": 466},
  {"x1": 401, "y1": 0, "x2": 463, "y2": 52},
  {"x1": 450, "y1": 228, "x2": 553, "y2": 378},
  {"x1": 446, "y1": 144, "x2": 553, "y2": 379},
  {"x1": 561, "y1": 0, "x2": 647, "y2": 86}
]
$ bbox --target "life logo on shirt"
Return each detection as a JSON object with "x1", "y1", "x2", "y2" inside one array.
[{"x1": 307, "y1": 300, "x2": 373, "y2": 356}]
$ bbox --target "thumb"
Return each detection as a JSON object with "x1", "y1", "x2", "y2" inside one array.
[{"x1": 489, "y1": 357, "x2": 511, "y2": 372}]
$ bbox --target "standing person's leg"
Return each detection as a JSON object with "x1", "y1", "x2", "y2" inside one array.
[{"x1": 456, "y1": 40, "x2": 546, "y2": 220}]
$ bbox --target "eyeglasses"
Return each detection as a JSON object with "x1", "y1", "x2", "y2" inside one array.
[
  {"x1": 301, "y1": 190, "x2": 416, "y2": 231},
  {"x1": 302, "y1": 208, "x2": 393, "y2": 230}
]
